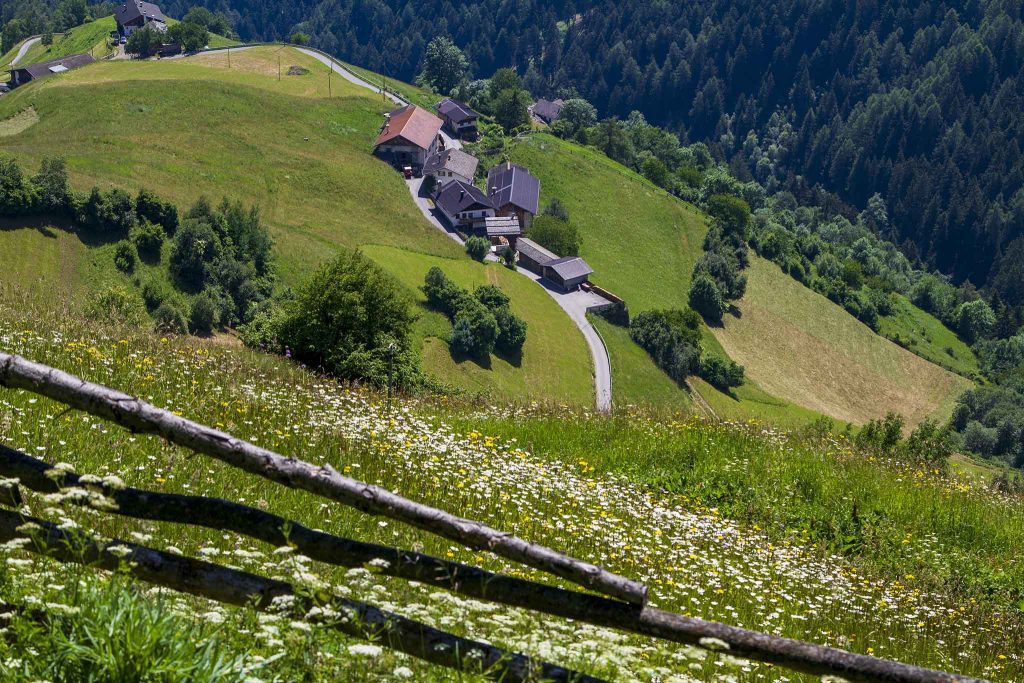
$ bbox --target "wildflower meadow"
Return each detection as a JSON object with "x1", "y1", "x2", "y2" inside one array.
[{"x1": 0, "y1": 291, "x2": 1020, "y2": 681}]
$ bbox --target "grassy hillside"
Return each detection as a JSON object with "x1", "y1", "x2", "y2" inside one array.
[
  {"x1": 713, "y1": 257, "x2": 972, "y2": 425},
  {"x1": 363, "y1": 245, "x2": 594, "y2": 405},
  {"x1": 508, "y1": 134, "x2": 707, "y2": 312},
  {"x1": 0, "y1": 47, "x2": 594, "y2": 405},
  {"x1": 878, "y1": 293, "x2": 980, "y2": 378},
  {"x1": 0, "y1": 298, "x2": 1019, "y2": 681}
]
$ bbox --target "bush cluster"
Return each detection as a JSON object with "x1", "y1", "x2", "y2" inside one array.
[
  {"x1": 422, "y1": 267, "x2": 527, "y2": 358},
  {"x1": 854, "y1": 412, "x2": 956, "y2": 466},
  {"x1": 243, "y1": 250, "x2": 423, "y2": 390},
  {"x1": 629, "y1": 308, "x2": 743, "y2": 390},
  {"x1": 689, "y1": 194, "x2": 749, "y2": 323},
  {"x1": 951, "y1": 379, "x2": 1024, "y2": 467}
]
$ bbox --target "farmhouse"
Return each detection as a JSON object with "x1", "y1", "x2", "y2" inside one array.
[
  {"x1": 422, "y1": 148, "x2": 479, "y2": 187},
  {"x1": 114, "y1": 0, "x2": 167, "y2": 36},
  {"x1": 530, "y1": 98, "x2": 564, "y2": 124},
  {"x1": 516, "y1": 237, "x2": 594, "y2": 291},
  {"x1": 487, "y1": 162, "x2": 540, "y2": 230},
  {"x1": 374, "y1": 104, "x2": 444, "y2": 173},
  {"x1": 435, "y1": 98, "x2": 480, "y2": 140},
  {"x1": 433, "y1": 180, "x2": 495, "y2": 231},
  {"x1": 9, "y1": 53, "x2": 95, "y2": 87}
]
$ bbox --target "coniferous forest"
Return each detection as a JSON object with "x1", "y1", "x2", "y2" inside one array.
[{"x1": 145, "y1": 0, "x2": 1024, "y2": 298}]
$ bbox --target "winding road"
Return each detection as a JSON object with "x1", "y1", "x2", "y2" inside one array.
[
  {"x1": 198, "y1": 45, "x2": 614, "y2": 411},
  {"x1": 8, "y1": 36, "x2": 41, "y2": 68}
]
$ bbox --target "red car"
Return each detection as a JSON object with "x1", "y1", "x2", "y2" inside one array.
[{"x1": 402, "y1": 166, "x2": 413, "y2": 179}]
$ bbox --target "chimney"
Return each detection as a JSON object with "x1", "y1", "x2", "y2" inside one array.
[
  {"x1": 459, "y1": 189, "x2": 465, "y2": 201},
  {"x1": 506, "y1": 160, "x2": 511, "y2": 170}
]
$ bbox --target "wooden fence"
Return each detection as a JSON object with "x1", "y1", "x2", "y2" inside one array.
[{"x1": 0, "y1": 352, "x2": 982, "y2": 683}]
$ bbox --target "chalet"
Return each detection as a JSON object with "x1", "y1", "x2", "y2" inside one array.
[
  {"x1": 374, "y1": 104, "x2": 445, "y2": 173},
  {"x1": 433, "y1": 180, "x2": 494, "y2": 231},
  {"x1": 516, "y1": 237, "x2": 593, "y2": 291},
  {"x1": 435, "y1": 98, "x2": 480, "y2": 140},
  {"x1": 114, "y1": 1, "x2": 167, "y2": 36},
  {"x1": 422, "y1": 148, "x2": 479, "y2": 187},
  {"x1": 530, "y1": 98, "x2": 564, "y2": 124},
  {"x1": 487, "y1": 162, "x2": 540, "y2": 229},
  {"x1": 9, "y1": 53, "x2": 95, "y2": 88}
]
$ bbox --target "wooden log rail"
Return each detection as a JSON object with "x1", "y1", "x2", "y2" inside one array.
[
  {"x1": 0, "y1": 447, "x2": 982, "y2": 681},
  {"x1": 0, "y1": 508, "x2": 598, "y2": 683},
  {"x1": 0, "y1": 352, "x2": 645, "y2": 606}
]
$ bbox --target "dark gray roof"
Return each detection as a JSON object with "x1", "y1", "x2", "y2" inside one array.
[
  {"x1": 435, "y1": 98, "x2": 479, "y2": 124},
  {"x1": 487, "y1": 162, "x2": 540, "y2": 215},
  {"x1": 531, "y1": 98, "x2": 564, "y2": 122},
  {"x1": 547, "y1": 256, "x2": 593, "y2": 281},
  {"x1": 422, "y1": 148, "x2": 479, "y2": 179},
  {"x1": 484, "y1": 216, "x2": 521, "y2": 237},
  {"x1": 434, "y1": 180, "x2": 493, "y2": 216},
  {"x1": 17, "y1": 53, "x2": 95, "y2": 80},
  {"x1": 515, "y1": 237, "x2": 557, "y2": 265},
  {"x1": 115, "y1": 1, "x2": 165, "y2": 26}
]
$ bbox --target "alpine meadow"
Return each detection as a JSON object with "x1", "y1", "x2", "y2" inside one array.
[{"x1": 1, "y1": 0, "x2": 1023, "y2": 681}]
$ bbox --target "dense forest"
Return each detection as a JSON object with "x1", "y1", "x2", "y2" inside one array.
[{"x1": 135, "y1": 0, "x2": 1024, "y2": 301}]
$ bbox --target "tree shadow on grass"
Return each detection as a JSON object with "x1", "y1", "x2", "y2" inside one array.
[
  {"x1": 449, "y1": 345, "x2": 493, "y2": 370},
  {"x1": 494, "y1": 347, "x2": 523, "y2": 368},
  {"x1": 0, "y1": 214, "x2": 70, "y2": 239}
]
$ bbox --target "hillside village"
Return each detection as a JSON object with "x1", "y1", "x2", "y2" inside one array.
[{"x1": 1, "y1": 4, "x2": 1024, "y2": 680}]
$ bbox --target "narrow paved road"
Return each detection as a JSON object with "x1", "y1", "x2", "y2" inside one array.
[
  {"x1": 9, "y1": 37, "x2": 41, "y2": 67},
  {"x1": 198, "y1": 44, "x2": 613, "y2": 411}
]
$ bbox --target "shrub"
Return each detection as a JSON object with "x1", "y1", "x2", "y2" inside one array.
[
  {"x1": 962, "y1": 421, "x2": 998, "y2": 457},
  {"x1": 501, "y1": 247, "x2": 517, "y2": 269},
  {"x1": 706, "y1": 194, "x2": 751, "y2": 239},
  {"x1": 85, "y1": 286, "x2": 148, "y2": 328},
  {"x1": 132, "y1": 220, "x2": 165, "y2": 261},
  {"x1": 450, "y1": 298, "x2": 500, "y2": 357},
  {"x1": 697, "y1": 354, "x2": 745, "y2": 390},
  {"x1": 0, "y1": 156, "x2": 38, "y2": 215},
  {"x1": 542, "y1": 198, "x2": 569, "y2": 222},
  {"x1": 140, "y1": 276, "x2": 173, "y2": 311},
  {"x1": 113, "y1": 240, "x2": 137, "y2": 273},
  {"x1": 474, "y1": 284, "x2": 510, "y2": 310},
  {"x1": 494, "y1": 307, "x2": 528, "y2": 354},
  {"x1": 152, "y1": 299, "x2": 189, "y2": 334},
  {"x1": 277, "y1": 250, "x2": 420, "y2": 388},
  {"x1": 630, "y1": 309, "x2": 701, "y2": 384},
  {"x1": 526, "y1": 214, "x2": 580, "y2": 257},
  {"x1": 136, "y1": 189, "x2": 179, "y2": 235},
  {"x1": 169, "y1": 220, "x2": 222, "y2": 290},
  {"x1": 465, "y1": 235, "x2": 490, "y2": 261},
  {"x1": 688, "y1": 272, "x2": 725, "y2": 323},
  {"x1": 422, "y1": 266, "x2": 462, "y2": 315},
  {"x1": 239, "y1": 305, "x2": 285, "y2": 351},
  {"x1": 189, "y1": 291, "x2": 220, "y2": 335},
  {"x1": 955, "y1": 299, "x2": 996, "y2": 344}
]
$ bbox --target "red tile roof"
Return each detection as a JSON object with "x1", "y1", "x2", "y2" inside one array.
[{"x1": 374, "y1": 105, "x2": 443, "y2": 151}]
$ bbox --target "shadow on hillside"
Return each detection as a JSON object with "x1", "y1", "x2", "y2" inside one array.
[
  {"x1": 0, "y1": 214, "x2": 127, "y2": 248},
  {"x1": 494, "y1": 347, "x2": 523, "y2": 368},
  {"x1": 449, "y1": 346, "x2": 493, "y2": 370}
]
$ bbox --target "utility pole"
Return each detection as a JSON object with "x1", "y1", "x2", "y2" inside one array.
[
  {"x1": 328, "y1": 65, "x2": 331, "y2": 97},
  {"x1": 227, "y1": 46, "x2": 231, "y2": 68},
  {"x1": 278, "y1": 53, "x2": 281, "y2": 81},
  {"x1": 386, "y1": 342, "x2": 396, "y2": 412}
]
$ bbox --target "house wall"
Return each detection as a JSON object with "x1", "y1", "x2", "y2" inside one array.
[
  {"x1": 429, "y1": 169, "x2": 472, "y2": 187},
  {"x1": 518, "y1": 253, "x2": 547, "y2": 277}
]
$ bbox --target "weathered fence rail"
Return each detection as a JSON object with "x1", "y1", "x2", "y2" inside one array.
[{"x1": 0, "y1": 352, "x2": 984, "y2": 682}]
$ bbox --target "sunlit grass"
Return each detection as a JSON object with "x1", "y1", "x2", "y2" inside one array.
[{"x1": 0, "y1": 295, "x2": 1020, "y2": 681}]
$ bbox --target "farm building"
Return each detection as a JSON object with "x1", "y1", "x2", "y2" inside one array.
[
  {"x1": 487, "y1": 162, "x2": 540, "y2": 230},
  {"x1": 530, "y1": 98, "x2": 564, "y2": 124},
  {"x1": 374, "y1": 104, "x2": 445, "y2": 173},
  {"x1": 515, "y1": 237, "x2": 594, "y2": 291},
  {"x1": 422, "y1": 149, "x2": 479, "y2": 187},
  {"x1": 9, "y1": 53, "x2": 95, "y2": 87},
  {"x1": 483, "y1": 216, "x2": 521, "y2": 243},
  {"x1": 433, "y1": 180, "x2": 495, "y2": 231},
  {"x1": 115, "y1": 1, "x2": 167, "y2": 36},
  {"x1": 435, "y1": 98, "x2": 480, "y2": 140}
]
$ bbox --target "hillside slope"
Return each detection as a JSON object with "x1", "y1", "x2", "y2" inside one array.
[
  {"x1": 505, "y1": 133, "x2": 970, "y2": 425},
  {"x1": 714, "y1": 258, "x2": 971, "y2": 425},
  {"x1": 0, "y1": 47, "x2": 593, "y2": 404}
]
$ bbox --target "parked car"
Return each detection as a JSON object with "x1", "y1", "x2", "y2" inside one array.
[
  {"x1": 120, "y1": 36, "x2": 127, "y2": 45},
  {"x1": 0, "y1": 83, "x2": 9, "y2": 93},
  {"x1": 402, "y1": 166, "x2": 413, "y2": 179}
]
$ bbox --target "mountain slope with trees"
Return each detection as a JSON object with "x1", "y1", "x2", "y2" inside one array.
[{"x1": 161, "y1": 0, "x2": 1024, "y2": 298}]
